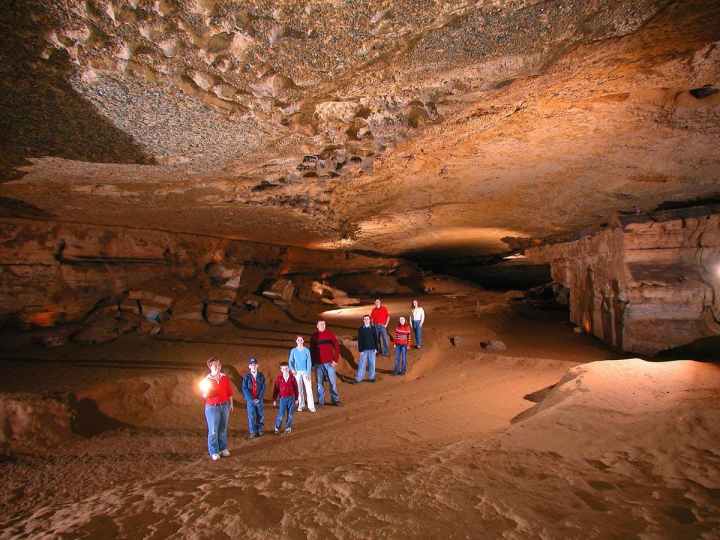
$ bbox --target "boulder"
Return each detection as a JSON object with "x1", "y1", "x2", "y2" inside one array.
[
  {"x1": 204, "y1": 302, "x2": 230, "y2": 325},
  {"x1": 262, "y1": 279, "x2": 295, "y2": 305},
  {"x1": 72, "y1": 315, "x2": 139, "y2": 344},
  {"x1": 481, "y1": 340, "x2": 507, "y2": 352},
  {"x1": 0, "y1": 393, "x2": 76, "y2": 453}
]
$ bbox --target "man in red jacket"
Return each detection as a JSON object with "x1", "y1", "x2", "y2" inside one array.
[
  {"x1": 310, "y1": 320, "x2": 341, "y2": 406},
  {"x1": 370, "y1": 298, "x2": 391, "y2": 356},
  {"x1": 273, "y1": 362, "x2": 299, "y2": 434}
]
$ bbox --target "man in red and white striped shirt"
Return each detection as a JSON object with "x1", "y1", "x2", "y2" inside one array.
[{"x1": 391, "y1": 316, "x2": 412, "y2": 375}]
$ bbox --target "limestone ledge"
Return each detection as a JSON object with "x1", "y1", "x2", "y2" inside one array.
[{"x1": 526, "y1": 209, "x2": 720, "y2": 355}]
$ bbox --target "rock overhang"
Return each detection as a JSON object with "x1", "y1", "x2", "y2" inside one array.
[{"x1": 0, "y1": 0, "x2": 719, "y2": 258}]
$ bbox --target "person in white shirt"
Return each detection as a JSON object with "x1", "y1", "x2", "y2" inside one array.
[
  {"x1": 288, "y1": 336, "x2": 316, "y2": 412},
  {"x1": 410, "y1": 299, "x2": 426, "y2": 349}
]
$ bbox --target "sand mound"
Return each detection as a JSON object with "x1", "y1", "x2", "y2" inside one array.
[
  {"x1": 5, "y1": 358, "x2": 718, "y2": 538},
  {"x1": 0, "y1": 372, "x2": 201, "y2": 456},
  {"x1": 0, "y1": 394, "x2": 75, "y2": 455}
]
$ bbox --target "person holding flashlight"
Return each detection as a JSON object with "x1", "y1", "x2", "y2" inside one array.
[{"x1": 200, "y1": 356, "x2": 233, "y2": 461}]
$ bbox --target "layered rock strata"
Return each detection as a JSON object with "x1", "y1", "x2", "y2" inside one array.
[
  {"x1": 0, "y1": 218, "x2": 413, "y2": 346},
  {"x1": 526, "y1": 207, "x2": 720, "y2": 355}
]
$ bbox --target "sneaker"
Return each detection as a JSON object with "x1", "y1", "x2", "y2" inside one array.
[
  {"x1": 211, "y1": 454, "x2": 220, "y2": 461},
  {"x1": 348, "y1": 380, "x2": 358, "y2": 384},
  {"x1": 247, "y1": 433, "x2": 257, "y2": 439},
  {"x1": 284, "y1": 427, "x2": 292, "y2": 434},
  {"x1": 331, "y1": 401, "x2": 342, "y2": 407},
  {"x1": 220, "y1": 449, "x2": 231, "y2": 457},
  {"x1": 309, "y1": 408, "x2": 317, "y2": 413},
  {"x1": 258, "y1": 431, "x2": 264, "y2": 437},
  {"x1": 368, "y1": 379, "x2": 376, "y2": 383},
  {"x1": 298, "y1": 407, "x2": 305, "y2": 412},
  {"x1": 274, "y1": 428, "x2": 280, "y2": 435}
]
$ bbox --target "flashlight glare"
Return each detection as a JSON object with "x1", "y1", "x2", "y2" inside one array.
[{"x1": 199, "y1": 378, "x2": 211, "y2": 395}]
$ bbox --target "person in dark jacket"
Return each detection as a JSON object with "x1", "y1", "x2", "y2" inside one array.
[
  {"x1": 310, "y1": 320, "x2": 341, "y2": 406},
  {"x1": 355, "y1": 314, "x2": 379, "y2": 383},
  {"x1": 272, "y1": 362, "x2": 299, "y2": 434},
  {"x1": 241, "y1": 357, "x2": 266, "y2": 438}
]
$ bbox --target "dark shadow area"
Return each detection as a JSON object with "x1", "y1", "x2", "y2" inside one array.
[
  {"x1": 654, "y1": 197, "x2": 720, "y2": 213},
  {"x1": 0, "y1": 0, "x2": 154, "y2": 183},
  {"x1": 338, "y1": 342, "x2": 356, "y2": 367},
  {"x1": 69, "y1": 396, "x2": 129, "y2": 437},
  {"x1": 223, "y1": 363, "x2": 244, "y2": 392},
  {"x1": 655, "y1": 336, "x2": 720, "y2": 362},
  {"x1": 409, "y1": 250, "x2": 552, "y2": 291},
  {"x1": 0, "y1": 197, "x2": 55, "y2": 218}
]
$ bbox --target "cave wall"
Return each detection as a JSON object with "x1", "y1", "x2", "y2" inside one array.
[
  {"x1": 526, "y1": 208, "x2": 720, "y2": 355},
  {"x1": 0, "y1": 218, "x2": 408, "y2": 346}
]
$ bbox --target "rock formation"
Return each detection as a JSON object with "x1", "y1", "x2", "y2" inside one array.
[
  {"x1": 526, "y1": 206, "x2": 720, "y2": 354},
  {"x1": 0, "y1": 218, "x2": 413, "y2": 347},
  {"x1": 1, "y1": 1, "x2": 719, "y2": 258},
  {"x1": 1, "y1": 1, "x2": 719, "y2": 353}
]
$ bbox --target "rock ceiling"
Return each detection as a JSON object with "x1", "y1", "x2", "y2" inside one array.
[{"x1": 1, "y1": 0, "x2": 719, "y2": 258}]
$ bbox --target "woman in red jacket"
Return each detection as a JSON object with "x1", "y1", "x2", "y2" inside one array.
[{"x1": 199, "y1": 357, "x2": 233, "y2": 461}]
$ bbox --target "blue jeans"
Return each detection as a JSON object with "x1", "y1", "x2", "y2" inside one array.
[
  {"x1": 394, "y1": 345, "x2": 408, "y2": 374},
  {"x1": 356, "y1": 349, "x2": 377, "y2": 382},
  {"x1": 412, "y1": 320, "x2": 423, "y2": 347},
  {"x1": 275, "y1": 396, "x2": 295, "y2": 430},
  {"x1": 246, "y1": 399, "x2": 264, "y2": 435},
  {"x1": 205, "y1": 402, "x2": 231, "y2": 456},
  {"x1": 375, "y1": 324, "x2": 390, "y2": 355},
  {"x1": 316, "y1": 363, "x2": 340, "y2": 405}
]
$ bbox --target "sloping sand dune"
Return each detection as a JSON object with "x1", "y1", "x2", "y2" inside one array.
[{"x1": 3, "y1": 357, "x2": 718, "y2": 539}]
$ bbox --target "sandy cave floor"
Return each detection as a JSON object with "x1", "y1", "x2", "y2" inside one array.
[{"x1": 1, "y1": 289, "x2": 718, "y2": 539}]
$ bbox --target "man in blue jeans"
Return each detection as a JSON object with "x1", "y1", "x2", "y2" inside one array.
[
  {"x1": 241, "y1": 357, "x2": 266, "y2": 438},
  {"x1": 272, "y1": 362, "x2": 299, "y2": 434},
  {"x1": 310, "y1": 320, "x2": 341, "y2": 406},
  {"x1": 370, "y1": 298, "x2": 390, "y2": 356},
  {"x1": 355, "y1": 314, "x2": 378, "y2": 383}
]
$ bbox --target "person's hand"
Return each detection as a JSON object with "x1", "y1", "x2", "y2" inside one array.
[
  {"x1": 331, "y1": 361, "x2": 338, "y2": 368},
  {"x1": 295, "y1": 399, "x2": 299, "y2": 407},
  {"x1": 253, "y1": 399, "x2": 260, "y2": 405},
  {"x1": 273, "y1": 400, "x2": 277, "y2": 408}
]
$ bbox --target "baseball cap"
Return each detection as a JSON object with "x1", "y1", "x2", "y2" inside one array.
[{"x1": 248, "y1": 357, "x2": 258, "y2": 365}]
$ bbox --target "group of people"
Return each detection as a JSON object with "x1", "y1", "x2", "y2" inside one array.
[{"x1": 199, "y1": 298, "x2": 426, "y2": 460}]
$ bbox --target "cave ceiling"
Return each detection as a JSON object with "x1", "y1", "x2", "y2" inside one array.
[{"x1": 1, "y1": 0, "x2": 719, "y2": 258}]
